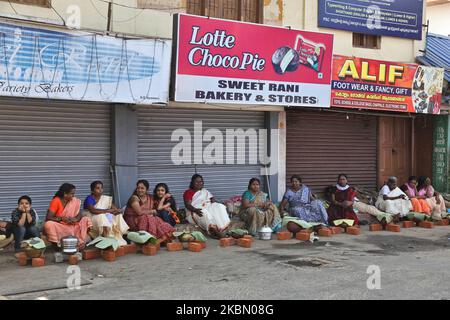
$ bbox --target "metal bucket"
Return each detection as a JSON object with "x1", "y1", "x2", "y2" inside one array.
[
  {"x1": 61, "y1": 236, "x2": 78, "y2": 254},
  {"x1": 258, "y1": 226, "x2": 272, "y2": 240}
]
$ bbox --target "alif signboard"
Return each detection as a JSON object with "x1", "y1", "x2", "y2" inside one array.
[
  {"x1": 331, "y1": 55, "x2": 444, "y2": 114},
  {"x1": 172, "y1": 14, "x2": 334, "y2": 107},
  {"x1": 318, "y1": 0, "x2": 424, "y2": 40},
  {"x1": 0, "y1": 22, "x2": 171, "y2": 104},
  {"x1": 433, "y1": 116, "x2": 450, "y2": 193}
]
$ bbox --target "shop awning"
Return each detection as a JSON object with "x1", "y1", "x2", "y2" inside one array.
[{"x1": 417, "y1": 33, "x2": 450, "y2": 105}]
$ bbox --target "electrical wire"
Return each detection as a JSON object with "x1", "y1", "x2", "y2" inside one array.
[
  {"x1": 49, "y1": 2, "x2": 67, "y2": 26},
  {"x1": 7, "y1": 0, "x2": 18, "y2": 15}
]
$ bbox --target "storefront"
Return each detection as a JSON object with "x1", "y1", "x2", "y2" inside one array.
[
  {"x1": 0, "y1": 99, "x2": 111, "y2": 218},
  {"x1": 286, "y1": 55, "x2": 444, "y2": 194},
  {"x1": 167, "y1": 14, "x2": 334, "y2": 202},
  {"x1": 0, "y1": 22, "x2": 171, "y2": 219},
  {"x1": 136, "y1": 107, "x2": 268, "y2": 205}
]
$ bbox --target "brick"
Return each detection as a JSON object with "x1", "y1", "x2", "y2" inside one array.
[
  {"x1": 219, "y1": 237, "x2": 236, "y2": 247},
  {"x1": 318, "y1": 228, "x2": 332, "y2": 237},
  {"x1": 188, "y1": 242, "x2": 203, "y2": 252},
  {"x1": 142, "y1": 244, "x2": 157, "y2": 256},
  {"x1": 419, "y1": 221, "x2": 434, "y2": 229},
  {"x1": 32, "y1": 257, "x2": 45, "y2": 267},
  {"x1": 237, "y1": 238, "x2": 252, "y2": 248},
  {"x1": 82, "y1": 248, "x2": 101, "y2": 260},
  {"x1": 386, "y1": 224, "x2": 401, "y2": 232},
  {"x1": 167, "y1": 242, "x2": 183, "y2": 252},
  {"x1": 346, "y1": 226, "x2": 360, "y2": 235},
  {"x1": 330, "y1": 226, "x2": 343, "y2": 234},
  {"x1": 295, "y1": 231, "x2": 311, "y2": 241},
  {"x1": 18, "y1": 253, "x2": 28, "y2": 266},
  {"x1": 123, "y1": 243, "x2": 137, "y2": 254},
  {"x1": 115, "y1": 246, "x2": 125, "y2": 257},
  {"x1": 101, "y1": 249, "x2": 116, "y2": 262},
  {"x1": 402, "y1": 221, "x2": 416, "y2": 228},
  {"x1": 277, "y1": 231, "x2": 293, "y2": 240},
  {"x1": 369, "y1": 224, "x2": 383, "y2": 232},
  {"x1": 68, "y1": 255, "x2": 78, "y2": 265},
  {"x1": 435, "y1": 219, "x2": 450, "y2": 226},
  {"x1": 192, "y1": 241, "x2": 206, "y2": 249}
]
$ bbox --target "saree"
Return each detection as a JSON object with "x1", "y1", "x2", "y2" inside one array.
[
  {"x1": 124, "y1": 195, "x2": 175, "y2": 239},
  {"x1": 353, "y1": 201, "x2": 394, "y2": 224},
  {"x1": 418, "y1": 186, "x2": 446, "y2": 220},
  {"x1": 239, "y1": 190, "x2": 282, "y2": 236},
  {"x1": 375, "y1": 186, "x2": 412, "y2": 217},
  {"x1": 403, "y1": 183, "x2": 431, "y2": 214},
  {"x1": 327, "y1": 186, "x2": 359, "y2": 225},
  {"x1": 84, "y1": 195, "x2": 129, "y2": 246},
  {"x1": 283, "y1": 186, "x2": 328, "y2": 224},
  {"x1": 44, "y1": 197, "x2": 92, "y2": 248},
  {"x1": 185, "y1": 188, "x2": 230, "y2": 234}
]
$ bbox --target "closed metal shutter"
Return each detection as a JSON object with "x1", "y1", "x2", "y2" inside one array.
[
  {"x1": 0, "y1": 99, "x2": 111, "y2": 220},
  {"x1": 137, "y1": 108, "x2": 266, "y2": 206},
  {"x1": 286, "y1": 110, "x2": 377, "y2": 195}
]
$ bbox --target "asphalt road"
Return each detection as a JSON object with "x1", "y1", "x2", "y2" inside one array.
[{"x1": 1, "y1": 224, "x2": 450, "y2": 300}]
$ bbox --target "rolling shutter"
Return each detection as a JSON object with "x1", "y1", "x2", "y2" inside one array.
[
  {"x1": 137, "y1": 108, "x2": 266, "y2": 206},
  {"x1": 0, "y1": 99, "x2": 111, "y2": 220},
  {"x1": 286, "y1": 110, "x2": 378, "y2": 195}
]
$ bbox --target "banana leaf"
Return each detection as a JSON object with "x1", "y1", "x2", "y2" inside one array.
[
  {"x1": 228, "y1": 228, "x2": 248, "y2": 236},
  {"x1": 282, "y1": 216, "x2": 313, "y2": 229},
  {"x1": 127, "y1": 231, "x2": 157, "y2": 245},
  {"x1": 87, "y1": 237, "x2": 119, "y2": 251},
  {"x1": 406, "y1": 212, "x2": 427, "y2": 221},
  {"x1": 376, "y1": 212, "x2": 393, "y2": 224},
  {"x1": 173, "y1": 231, "x2": 185, "y2": 238},
  {"x1": 22, "y1": 237, "x2": 46, "y2": 250},
  {"x1": 191, "y1": 231, "x2": 207, "y2": 242},
  {"x1": 333, "y1": 219, "x2": 355, "y2": 227}
]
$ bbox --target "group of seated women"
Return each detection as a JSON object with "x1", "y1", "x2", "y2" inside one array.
[{"x1": 4, "y1": 172, "x2": 448, "y2": 258}]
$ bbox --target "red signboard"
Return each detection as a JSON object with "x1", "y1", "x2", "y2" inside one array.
[
  {"x1": 173, "y1": 14, "x2": 334, "y2": 107},
  {"x1": 331, "y1": 55, "x2": 444, "y2": 114}
]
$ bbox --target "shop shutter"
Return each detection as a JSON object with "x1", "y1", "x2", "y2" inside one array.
[
  {"x1": 0, "y1": 99, "x2": 111, "y2": 220},
  {"x1": 137, "y1": 108, "x2": 266, "y2": 206},
  {"x1": 286, "y1": 110, "x2": 378, "y2": 195}
]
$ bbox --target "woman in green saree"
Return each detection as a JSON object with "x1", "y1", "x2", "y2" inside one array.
[{"x1": 239, "y1": 178, "x2": 282, "y2": 236}]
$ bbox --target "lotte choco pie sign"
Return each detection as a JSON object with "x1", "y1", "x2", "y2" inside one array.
[{"x1": 172, "y1": 14, "x2": 334, "y2": 108}]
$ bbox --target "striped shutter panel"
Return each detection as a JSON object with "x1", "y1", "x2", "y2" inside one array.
[
  {"x1": 286, "y1": 110, "x2": 378, "y2": 195},
  {"x1": 137, "y1": 108, "x2": 266, "y2": 206},
  {"x1": 0, "y1": 99, "x2": 111, "y2": 220}
]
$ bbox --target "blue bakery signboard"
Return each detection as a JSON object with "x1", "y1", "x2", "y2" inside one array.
[
  {"x1": 318, "y1": 0, "x2": 424, "y2": 40},
  {"x1": 0, "y1": 22, "x2": 171, "y2": 104}
]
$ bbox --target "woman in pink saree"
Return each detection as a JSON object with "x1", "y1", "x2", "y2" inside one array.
[
  {"x1": 124, "y1": 180, "x2": 175, "y2": 244},
  {"x1": 418, "y1": 176, "x2": 447, "y2": 220},
  {"x1": 402, "y1": 176, "x2": 431, "y2": 215},
  {"x1": 44, "y1": 183, "x2": 92, "y2": 249}
]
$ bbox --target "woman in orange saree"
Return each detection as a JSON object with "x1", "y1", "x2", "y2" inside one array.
[{"x1": 44, "y1": 183, "x2": 92, "y2": 250}]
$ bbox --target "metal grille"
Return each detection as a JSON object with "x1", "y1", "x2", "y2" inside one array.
[
  {"x1": 187, "y1": 0, "x2": 261, "y2": 23},
  {"x1": 0, "y1": 99, "x2": 111, "y2": 220}
]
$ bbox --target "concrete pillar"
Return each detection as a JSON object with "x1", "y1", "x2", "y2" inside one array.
[
  {"x1": 265, "y1": 111, "x2": 286, "y2": 202},
  {"x1": 112, "y1": 104, "x2": 138, "y2": 207}
]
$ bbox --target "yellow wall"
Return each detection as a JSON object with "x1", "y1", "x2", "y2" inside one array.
[{"x1": 0, "y1": 0, "x2": 425, "y2": 62}]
